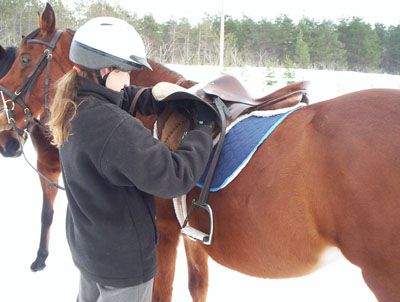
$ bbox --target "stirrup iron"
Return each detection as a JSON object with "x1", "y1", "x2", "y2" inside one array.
[{"x1": 181, "y1": 199, "x2": 214, "y2": 245}]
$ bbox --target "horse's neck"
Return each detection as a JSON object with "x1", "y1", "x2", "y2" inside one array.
[{"x1": 131, "y1": 60, "x2": 196, "y2": 88}]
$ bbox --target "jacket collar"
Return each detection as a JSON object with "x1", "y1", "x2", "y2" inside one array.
[{"x1": 76, "y1": 75, "x2": 123, "y2": 107}]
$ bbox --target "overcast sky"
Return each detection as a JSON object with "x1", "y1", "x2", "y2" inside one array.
[{"x1": 103, "y1": 0, "x2": 400, "y2": 26}]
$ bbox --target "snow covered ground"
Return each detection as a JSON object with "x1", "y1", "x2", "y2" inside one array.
[
  {"x1": 2, "y1": 66, "x2": 399, "y2": 301},
  {"x1": 170, "y1": 64, "x2": 400, "y2": 102}
]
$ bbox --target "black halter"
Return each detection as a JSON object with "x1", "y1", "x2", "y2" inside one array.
[{"x1": 0, "y1": 29, "x2": 62, "y2": 137}]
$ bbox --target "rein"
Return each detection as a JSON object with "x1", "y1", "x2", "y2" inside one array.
[{"x1": 0, "y1": 29, "x2": 64, "y2": 190}]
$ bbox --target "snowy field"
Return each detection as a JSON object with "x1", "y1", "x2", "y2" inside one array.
[{"x1": 1, "y1": 66, "x2": 399, "y2": 301}]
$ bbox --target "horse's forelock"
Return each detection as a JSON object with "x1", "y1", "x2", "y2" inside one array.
[{"x1": 20, "y1": 28, "x2": 41, "y2": 46}]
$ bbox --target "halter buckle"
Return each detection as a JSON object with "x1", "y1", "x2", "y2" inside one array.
[
  {"x1": 44, "y1": 49, "x2": 53, "y2": 59},
  {"x1": 1, "y1": 91, "x2": 15, "y2": 124}
]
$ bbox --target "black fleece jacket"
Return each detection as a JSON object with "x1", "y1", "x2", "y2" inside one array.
[{"x1": 60, "y1": 76, "x2": 212, "y2": 287}]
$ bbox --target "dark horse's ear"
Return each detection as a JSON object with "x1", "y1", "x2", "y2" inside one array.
[
  {"x1": 38, "y1": 3, "x2": 56, "y2": 36},
  {"x1": 0, "y1": 45, "x2": 5, "y2": 59}
]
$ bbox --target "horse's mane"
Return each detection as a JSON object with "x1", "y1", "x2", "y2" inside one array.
[
  {"x1": 149, "y1": 59, "x2": 184, "y2": 77},
  {"x1": 20, "y1": 28, "x2": 41, "y2": 46},
  {"x1": 0, "y1": 46, "x2": 16, "y2": 79}
]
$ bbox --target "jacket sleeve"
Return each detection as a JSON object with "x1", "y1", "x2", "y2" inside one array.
[
  {"x1": 122, "y1": 86, "x2": 163, "y2": 116},
  {"x1": 99, "y1": 116, "x2": 213, "y2": 199}
]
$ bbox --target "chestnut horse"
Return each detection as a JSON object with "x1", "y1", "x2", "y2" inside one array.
[{"x1": 1, "y1": 4, "x2": 400, "y2": 302}]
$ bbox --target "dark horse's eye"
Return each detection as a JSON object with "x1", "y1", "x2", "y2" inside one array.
[{"x1": 20, "y1": 54, "x2": 31, "y2": 66}]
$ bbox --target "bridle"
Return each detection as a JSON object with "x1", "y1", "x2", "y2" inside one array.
[
  {"x1": 0, "y1": 29, "x2": 62, "y2": 138},
  {"x1": 0, "y1": 28, "x2": 65, "y2": 190}
]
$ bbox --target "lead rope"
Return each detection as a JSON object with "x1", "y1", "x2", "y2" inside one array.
[
  {"x1": 20, "y1": 119, "x2": 65, "y2": 190},
  {"x1": 21, "y1": 143, "x2": 65, "y2": 190}
]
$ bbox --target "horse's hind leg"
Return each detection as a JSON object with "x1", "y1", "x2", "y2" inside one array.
[
  {"x1": 29, "y1": 127, "x2": 60, "y2": 272},
  {"x1": 183, "y1": 237, "x2": 209, "y2": 302},
  {"x1": 360, "y1": 258, "x2": 400, "y2": 302},
  {"x1": 336, "y1": 208, "x2": 400, "y2": 301}
]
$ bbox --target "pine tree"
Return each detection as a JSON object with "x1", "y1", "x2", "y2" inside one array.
[
  {"x1": 293, "y1": 30, "x2": 310, "y2": 68},
  {"x1": 265, "y1": 67, "x2": 278, "y2": 86},
  {"x1": 283, "y1": 57, "x2": 296, "y2": 85},
  {"x1": 337, "y1": 17, "x2": 381, "y2": 72}
]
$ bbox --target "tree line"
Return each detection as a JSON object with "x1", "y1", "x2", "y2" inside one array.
[{"x1": 1, "y1": 0, "x2": 399, "y2": 74}]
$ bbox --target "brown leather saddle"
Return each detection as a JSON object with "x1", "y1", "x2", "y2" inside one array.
[
  {"x1": 153, "y1": 74, "x2": 309, "y2": 126},
  {"x1": 201, "y1": 74, "x2": 309, "y2": 121}
]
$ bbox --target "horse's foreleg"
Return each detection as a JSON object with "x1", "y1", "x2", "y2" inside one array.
[
  {"x1": 29, "y1": 126, "x2": 60, "y2": 272},
  {"x1": 30, "y1": 152, "x2": 60, "y2": 271},
  {"x1": 183, "y1": 237, "x2": 209, "y2": 302},
  {"x1": 152, "y1": 225, "x2": 181, "y2": 302}
]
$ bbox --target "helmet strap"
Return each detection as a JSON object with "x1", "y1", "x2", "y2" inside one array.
[{"x1": 95, "y1": 69, "x2": 107, "y2": 86}]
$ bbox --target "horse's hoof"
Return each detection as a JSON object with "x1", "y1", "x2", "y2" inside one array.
[{"x1": 30, "y1": 259, "x2": 46, "y2": 272}]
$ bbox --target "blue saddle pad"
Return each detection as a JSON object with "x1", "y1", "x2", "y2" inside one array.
[{"x1": 196, "y1": 107, "x2": 302, "y2": 191}]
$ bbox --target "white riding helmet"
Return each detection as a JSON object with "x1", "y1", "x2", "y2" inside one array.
[{"x1": 69, "y1": 17, "x2": 152, "y2": 71}]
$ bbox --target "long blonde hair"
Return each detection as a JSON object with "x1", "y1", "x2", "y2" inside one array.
[
  {"x1": 48, "y1": 69, "x2": 97, "y2": 147},
  {"x1": 48, "y1": 71, "x2": 78, "y2": 148}
]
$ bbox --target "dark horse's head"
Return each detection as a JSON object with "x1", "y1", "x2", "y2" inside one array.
[
  {"x1": 0, "y1": 45, "x2": 22, "y2": 157},
  {"x1": 0, "y1": 45, "x2": 16, "y2": 78}
]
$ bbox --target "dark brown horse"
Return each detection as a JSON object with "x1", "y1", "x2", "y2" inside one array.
[
  {"x1": 0, "y1": 45, "x2": 23, "y2": 158},
  {"x1": 0, "y1": 45, "x2": 16, "y2": 79},
  {"x1": 1, "y1": 4, "x2": 400, "y2": 302}
]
